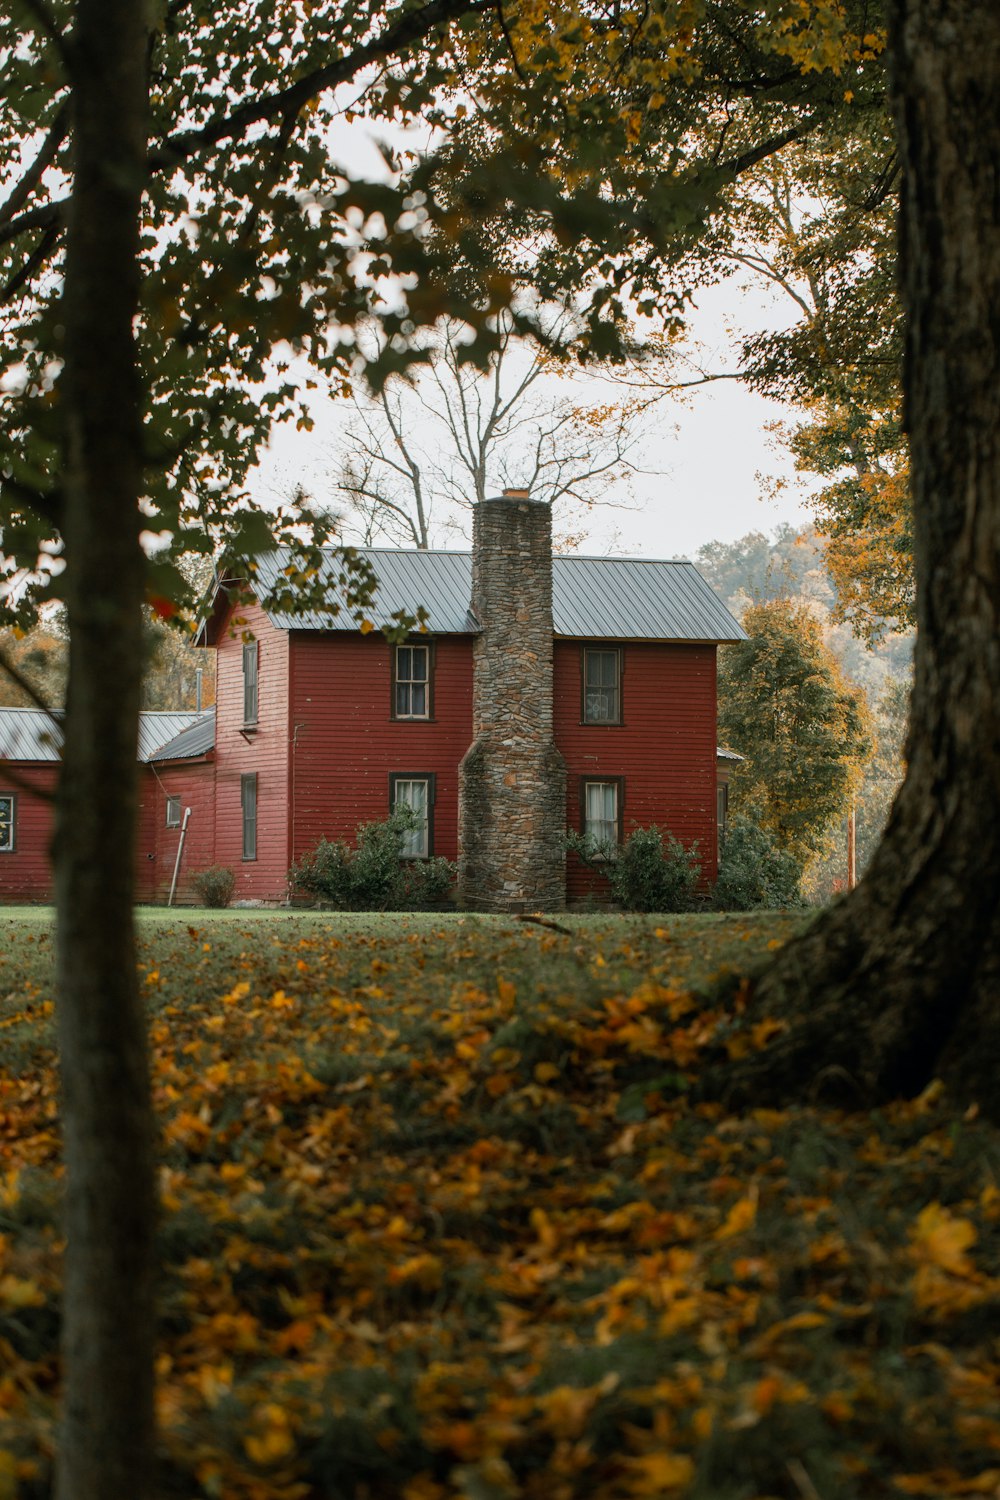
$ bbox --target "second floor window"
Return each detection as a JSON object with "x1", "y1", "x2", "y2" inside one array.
[
  {"x1": 243, "y1": 640, "x2": 259, "y2": 726},
  {"x1": 165, "y1": 795, "x2": 181, "y2": 829},
  {"x1": 393, "y1": 643, "x2": 431, "y2": 719},
  {"x1": 583, "y1": 647, "x2": 622, "y2": 724}
]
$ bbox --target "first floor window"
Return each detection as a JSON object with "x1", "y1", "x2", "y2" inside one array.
[
  {"x1": 166, "y1": 795, "x2": 181, "y2": 829},
  {"x1": 241, "y1": 773, "x2": 258, "y2": 861},
  {"x1": 581, "y1": 779, "x2": 622, "y2": 853},
  {"x1": 390, "y1": 773, "x2": 434, "y2": 858},
  {"x1": 393, "y1": 643, "x2": 431, "y2": 719},
  {"x1": 717, "y1": 783, "x2": 729, "y2": 850},
  {"x1": 0, "y1": 794, "x2": 14, "y2": 853}
]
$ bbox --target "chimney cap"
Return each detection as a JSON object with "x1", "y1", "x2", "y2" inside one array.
[{"x1": 486, "y1": 487, "x2": 534, "y2": 501}]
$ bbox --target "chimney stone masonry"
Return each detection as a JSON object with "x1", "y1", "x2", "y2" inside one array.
[{"x1": 458, "y1": 492, "x2": 567, "y2": 911}]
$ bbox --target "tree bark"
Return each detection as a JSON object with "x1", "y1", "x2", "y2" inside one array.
[
  {"x1": 53, "y1": 4, "x2": 155, "y2": 1498},
  {"x1": 719, "y1": 0, "x2": 1000, "y2": 1120}
]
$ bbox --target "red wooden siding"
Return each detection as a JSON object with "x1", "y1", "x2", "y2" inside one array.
[
  {"x1": 210, "y1": 600, "x2": 291, "y2": 900},
  {"x1": 0, "y1": 767, "x2": 57, "y2": 901},
  {"x1": 288, "y1": 631, "x2": 474, "y2": 868},
  {"x1": 554, "y1": 640, "x2": 719, "y2": 901},
  {"x1": 139, "y1": 760, "x2": 217, "y2": 903}
]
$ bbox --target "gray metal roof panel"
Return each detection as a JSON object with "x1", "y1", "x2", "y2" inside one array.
[
  {"x1": 0, "y1": 708, "x2": 63, "y2": 762},
  {"x1": 0, "y1": 708, "x2": 205, "y2": 764},
  {"x1": 248, "y1": 548, "x2": 745, "y2": 643},
  {"x1": 146, "y1": 708, "x2": 215, "y2": 762}
]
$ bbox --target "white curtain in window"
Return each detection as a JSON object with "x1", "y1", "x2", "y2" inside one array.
[
  {"x1": 586, "y1": 782, "x2": 617, "y2": 846},
  {"x1": 395, "y1": 779, "x2": 428, "y2": 856}
]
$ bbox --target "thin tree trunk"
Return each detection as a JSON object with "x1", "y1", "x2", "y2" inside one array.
[
  {"x1": 719, "y1": 0, "x2": 1000, "y2": 1119},
  {"x1": 53, "y1": 3, "x2": 155, "y2": 1497}
]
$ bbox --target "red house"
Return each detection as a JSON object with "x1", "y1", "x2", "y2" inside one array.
[{"x1": 0, "y1": 494, "x2": 744, "y2": 908}]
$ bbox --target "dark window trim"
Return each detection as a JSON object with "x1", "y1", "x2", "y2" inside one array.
[
  {"x1": 580, "y1": 645, "x2": 624, "y2": 726},
  {"x1": 242, "y1": 640, "x2": 259, "y2": 727},
  {"x1": 579, "y1": 776, "x2": 625, "y2": 850},
  {"x1": 388, "y1": 771, "x2": 436, "y2": 857},
  {"x1": 165, "y1": 794, "x2": 181, "y2": 829},
  {"x1": 390, "y1": 639, "x2": 435, "y2": 722},
  {"x1": 241, "y1": 772, "x2": 258, "y2": 862},
  {"x1": 0, "y1": 792, "x2": 16, "y2": 854}
]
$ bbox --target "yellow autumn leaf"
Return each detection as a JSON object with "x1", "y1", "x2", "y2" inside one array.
[
  {"x1": 909, "y1": 1202, "x2": 977, "y2": 1274},
  {"x1": 622, "y1": 1451, "x2": 695, "y2": 1494},
  {"x1": 0, "y1": 1274, "x2": 45, "y2": 1309},
  {"x1": 244, "y1": 1404, "x2": 296, "y2": 1465},
  {"x1": 715, "y1": 1190, "x2": 757, "y2": 1239},
  {"x1": 359, "y1": 618, "x2": 374, "y2": 635}
]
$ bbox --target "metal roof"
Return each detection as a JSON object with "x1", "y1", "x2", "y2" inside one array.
[
  {"x1": 0, "y1": 708, "x2": 63, "y2": 762},
  {"x1": 243, "y1": 548, "x2": 745, "y2": 643},
  {"x1": 146, "y1": 708, "x2": 215, "y2": 762},
  {"x1": 0, "y1": 708, "x2": 207, "y2": 764}
]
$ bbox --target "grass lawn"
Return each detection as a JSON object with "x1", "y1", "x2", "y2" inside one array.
[{"x1": 1, "y1": 911, "x2": 999, "y2": 1499}]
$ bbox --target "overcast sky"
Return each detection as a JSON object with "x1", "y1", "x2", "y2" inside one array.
[{"x1": 247, "y1": 114, "x2": 817, "y2": 562}]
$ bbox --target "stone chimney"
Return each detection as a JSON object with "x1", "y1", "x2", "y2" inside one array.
[{"x1": 458, "y1": 490, "x2": 567, "y2": 911}]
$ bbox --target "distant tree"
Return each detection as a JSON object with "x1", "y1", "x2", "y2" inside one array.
[
  {"x1": 718, "y1": 600, "x2": 874, "y2": 876},
  {"x1": 0, "y1": 623, "x2": 67, "y2": 708},
  {"x1": 140, "y1": 619, "x2": 215, "y2": 711},
  {"x1": 337, "y1": 314, "x2": 648, "y2": 550}
]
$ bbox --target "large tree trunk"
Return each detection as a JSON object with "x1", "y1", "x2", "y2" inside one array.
[
  {"x1": 53, "y1": 4, "x2": 155, "y2": 1497},
  {"x1": 721, "y1": 0, "x2": 1000, "y2": 1120}
]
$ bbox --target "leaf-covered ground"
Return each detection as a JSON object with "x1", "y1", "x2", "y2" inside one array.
[{"x1": 1, "y1": 910, "x2": 999, "y2": 1500}]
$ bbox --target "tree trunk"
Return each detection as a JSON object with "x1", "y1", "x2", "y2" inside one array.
[
  {"x1": 720, "y1": 0, "x2": 1000, "y2": 1120},
  {"x1": 53, "y1": 4, "x2": 155, "y2": 1498}
]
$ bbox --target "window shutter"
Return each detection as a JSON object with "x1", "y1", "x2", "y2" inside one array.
[
  {"x1": 241, "y1": 773, "x2": 257, "y2": 860},
  {"x1": 243, "y1": 641, "x2": 259, "y2": 724}
]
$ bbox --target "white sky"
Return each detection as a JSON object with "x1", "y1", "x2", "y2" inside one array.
[{"x1": 247, "y1": 115, "x2": 817, "y2": 561}]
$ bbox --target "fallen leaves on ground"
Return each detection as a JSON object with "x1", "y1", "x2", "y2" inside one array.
[{"x1": 0, "y1": 911, "x2": 998, "y2": 1499}]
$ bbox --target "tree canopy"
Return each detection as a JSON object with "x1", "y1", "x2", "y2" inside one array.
[{"x1": 718, "y1": 598, "x2": 873, "y2": 873}]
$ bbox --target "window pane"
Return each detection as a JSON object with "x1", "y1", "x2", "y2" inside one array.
[
  {"x1": 394, "y1": 778, "x2": 429, "y2": 857},
  {"x1": 0, "y1": 796, "x2": 12, "y2": 852},
  {"x1": 166, "y1": 796, "x2": 181, "y2": 828},
  {"x1": 585, "y1": 782, "x2": 618, "y2": 847},
  {"x1": 395, "y1": 645, "x2": 429, "y2": 716},
  {"x1": 584, "y1": 650, "x2": 619, "y2": 722}
]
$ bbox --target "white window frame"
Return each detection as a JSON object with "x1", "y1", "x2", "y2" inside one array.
[
  {"x1": 165, "y1": 794, "x2": 181, "y2": 829},
  {"x1": 393, "y1": 644, "x2": 431, "y2": 720}
]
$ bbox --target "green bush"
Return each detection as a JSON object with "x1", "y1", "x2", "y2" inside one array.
[
  {"x1": 568, "y1": 824, "x2": 701, "y2": 913},
  {"x1": 289, "y1": 805, "x2": 456, "y2": 911},
  {"x1": 713, "y1": 816, "x2": 804, "y2": 910},
  {"x1": 189, "y1": 865, "x2": 236, "y2": 908}
]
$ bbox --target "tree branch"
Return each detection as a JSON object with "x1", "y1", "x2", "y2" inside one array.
[
  {"x1": 148, "y1": 0, "x2": 489, "y2": 171},
  {"x1": 0, "y1": 474, "x2": 65, "y2": 531},
  {"x1": 0, "y1": 102, "x2": 69, "y2": 229}
]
